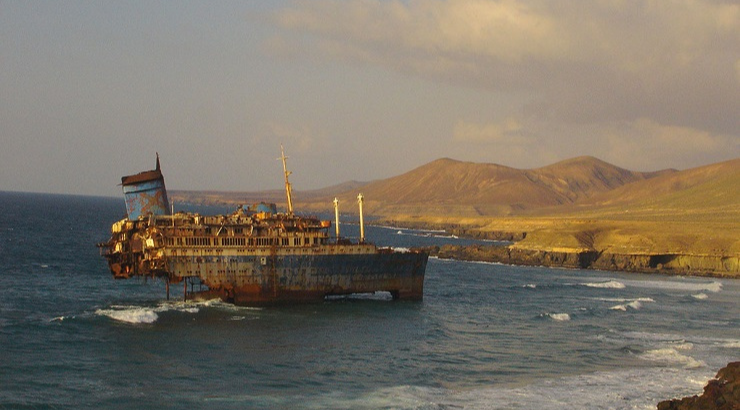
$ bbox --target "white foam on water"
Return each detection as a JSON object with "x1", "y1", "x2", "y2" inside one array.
[
  {"x1": 95, "y1": 298, "x2": 266, "y2": 324},
  {"x1": 623, "y1": 279, "x2": 722, "y2": 293},
  {"x1": 598, "y1": 297, "x2": 655, "y2": 303},
  {"x1": 94, "y1": 299, "x2": 232, "y2": 324},
  {"x1": 96, "y1": 307, "x2": 158, "y2": 324},
  {"x1": 640, "y1": 347, "x2": 706, "y2": 369},
  {"x1": 546, "y1": 313, "x2": 571, "y2": 321},
  {"x1": 691, "y1": 293, "x2": 708, "y2": 300},
  {"x1": 582, "y1": 280, "x2": 626, "y2": 289},
  {"x1": 626, "y1": 300, "x2": 643, "y2": 309},
  {"x1": 523, "y1": 284, "x2": 537, "y2": 289},
  {"x1": 300, "y1": 366, "x2": 714, "y2": 410},
  {"x1": 609, "y1": 298, "x2": 654, "y2": 311}
]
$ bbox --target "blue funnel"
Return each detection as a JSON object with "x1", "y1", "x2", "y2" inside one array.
[{"x1": 121, "y1": 154, "x2": 170, "y2": 220}]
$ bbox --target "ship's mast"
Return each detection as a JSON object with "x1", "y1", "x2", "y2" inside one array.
[{"x1": 280, "y1": 145, "x2": 294, "y2": 215}]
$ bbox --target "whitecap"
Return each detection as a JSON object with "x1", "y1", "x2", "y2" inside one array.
[
  {"x1": 626, "y1": 300, "x2": 642, "y2": 310},
  {"x1": 640, "y1": 348, "x2": 706, "y2": 369},
  {"x1": 624, "y1": 280, "x2": 722, "y2": 293},
  {"x1": 610, "y1": 298, "x2": 654, "y2": 311},
  {"x1": 523, "y1": 284, "x2": 537, "y2": 289},
  {"x1": 582, "y1": 280, "x2": 626, "y2": 289},
  {"x1": 96, "y1": 307, "x2": 158, "y2": 324},
  {"x1": 547, "y1": 313, "x2": 571, "y2": 321},
  {"x1": 691, "y1": 293, "x2": 708, "y2": 300},
  {"x1": 304, "y1": 366, "x2": 715, "y2": 410},
  {"x1": 599, "y1": 297, "x2": 654, "y2": 303}
]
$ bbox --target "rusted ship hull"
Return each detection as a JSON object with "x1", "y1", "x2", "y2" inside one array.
[
  {"x1": 172, "y1": 251, "x2": 427, "y2": 304},
  {"x1": 102, "y1": 234, "x2": 427, "y2": 304},
  {"x1": 99, "y1": 150, "x2": 428, "y2": 305}
]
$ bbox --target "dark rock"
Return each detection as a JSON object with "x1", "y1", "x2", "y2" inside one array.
[{"x1": 657, "y1": 362, "x2": 740, "y2": 410}]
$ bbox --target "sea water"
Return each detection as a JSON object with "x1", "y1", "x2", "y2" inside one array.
[{"x1": 0, "y1": 191, "x2": 738, "y2": 409}]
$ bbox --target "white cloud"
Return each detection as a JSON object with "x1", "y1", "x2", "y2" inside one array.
[
  {"x1": 272, "y1": 0, "x2": 740, "y2": 135},
  {"x1": 602, "y1": 118, "x2": 739, "y2": 171},
  {"x1": 453, "y1": 118, "x2": 526, "y2": 143}
]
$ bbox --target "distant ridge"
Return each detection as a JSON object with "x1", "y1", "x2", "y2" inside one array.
[
  {"x1": 171, "y1": 156, "x2": 738, "y2": 220},
  {"x1": 574, "y1": 157, "x2": 740, "y2": 219},
  {"x1": 318, "y1": 155, "x2": 675, "y2": 216}
]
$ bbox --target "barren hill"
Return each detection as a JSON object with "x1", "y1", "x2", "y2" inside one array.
[
  {"x1": 172, "y1": 156, "x2": 736, "y2": 222},
  {"x1": 317, "y1": 156, "x2": 671, "y2": 216},
  {"x1": 169, "y1": 155, "x2": 739, "y2": 270},
  {"x1": 561, "y1": 157, "x2": 740, "y2": 222}
]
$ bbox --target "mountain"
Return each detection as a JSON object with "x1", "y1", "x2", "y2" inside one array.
[
  {"x1": 569, "y1": 157, "x2": 740, "y2": 221},
  {"x1": 171, "y1": 155, "x2": 737, "y2": 222},
  {"x1": 318, "y1": 156, "x2": 673, "y2": 216}
]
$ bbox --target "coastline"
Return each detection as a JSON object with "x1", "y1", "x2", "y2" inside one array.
[
  {"x1": 657, "y1": 362, "x2": 740, "y2": 410},
  {"x1": 421, "y1": 243, "x2": 739, "y2": 279},
  {"x1": 383, "y1": 218, "x2": 740, "y2": 278}
]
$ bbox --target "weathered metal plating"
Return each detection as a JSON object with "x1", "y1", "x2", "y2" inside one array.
[{"x1": 98, "y1": 151, "x2": 427, "y2": 305}]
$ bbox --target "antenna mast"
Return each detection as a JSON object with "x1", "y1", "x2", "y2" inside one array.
[{"x1": 280, "y1": 145, "x2": 294, "y2": 215}]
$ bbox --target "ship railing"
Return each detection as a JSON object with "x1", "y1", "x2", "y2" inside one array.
[{"x1": 96, "y1": 242, "x2": 113, "y2": 256}]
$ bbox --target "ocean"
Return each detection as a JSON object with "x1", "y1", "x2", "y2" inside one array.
[{"x1": 0, "y1": 191, "x2": 738, "y2": 409}]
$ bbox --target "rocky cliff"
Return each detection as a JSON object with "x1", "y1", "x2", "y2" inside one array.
[
  {"x1": 658, "y1": 362, "x2": 740, "y2": 410},
  {"x1": 424, "y1": 245, "x2": 739, "y2": 277}
]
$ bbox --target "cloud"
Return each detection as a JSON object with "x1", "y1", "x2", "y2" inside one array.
[
  {"x1": 453, "y1": 118, "x2": 526, "y2": 143},
  {"x1": 271, "y1": 0, "x2": 740, "y2": 136},
  {"x1": 265, "y1": 122, "x2": 324, "y2": 153},
  {"x1": 601, "y1": 118, "x2": 739, "y2": 170}
]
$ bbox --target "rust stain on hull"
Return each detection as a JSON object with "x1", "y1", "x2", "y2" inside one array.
[{"x1": 98, "y1": 152, "x2": 428, "y2": 306}]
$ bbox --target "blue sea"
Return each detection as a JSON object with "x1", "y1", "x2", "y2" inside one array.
[{"x1": 1, "y1": 191, "x2": 738, "y2": 409}]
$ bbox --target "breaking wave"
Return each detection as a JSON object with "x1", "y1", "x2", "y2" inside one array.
[
  {"x1": 259, "y1": 366, "x2": 715, "y2": 410},
  {"x1": 640, "y1": 347, "x2": 706, "y2": 369},
  {"x1": 95, "y1": 299, "x2": 257, "y2": 324},
  {"x1": 625, "y1": 280, "x2": 723, "y2": 293},
  {"x1": 609, "y1": 298, "x2": 655, "y2": 311},
  {"x1": 691, "y1": 293, "x2": 708, "y2": 300},
  {"x1": 543, "y1": 313, "x2": 571, "y2": 322},
  {"x1": 96, "y1": 306, "x2": 159, "y2": 324},
  {"x1": 582, "y1": 280, "x2": 626, "y2": 289}
]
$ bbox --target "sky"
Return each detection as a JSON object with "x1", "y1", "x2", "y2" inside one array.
[{"x1": 1, "y1": 0, "x2": 739, "y2": 197}]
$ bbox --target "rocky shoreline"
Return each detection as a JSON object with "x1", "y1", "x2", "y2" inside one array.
[
  {"x1": 418, "y1": 244, "x2": 739, "y2": 278},
  {"x1": 384, "y1": 218, "x2": 739, "y2": 277},
  {"x1": 658, "y1": 362, "x2": 739, "y2": 410}
]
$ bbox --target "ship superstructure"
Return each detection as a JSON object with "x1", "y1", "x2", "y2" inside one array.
[{"x1": 98, "y1": 149, "x2": 427, "y2": 305}]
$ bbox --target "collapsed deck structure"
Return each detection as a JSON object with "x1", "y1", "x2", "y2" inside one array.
[{"x1": 98, "y1": 149, "x2": 427, "y2": 305}]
